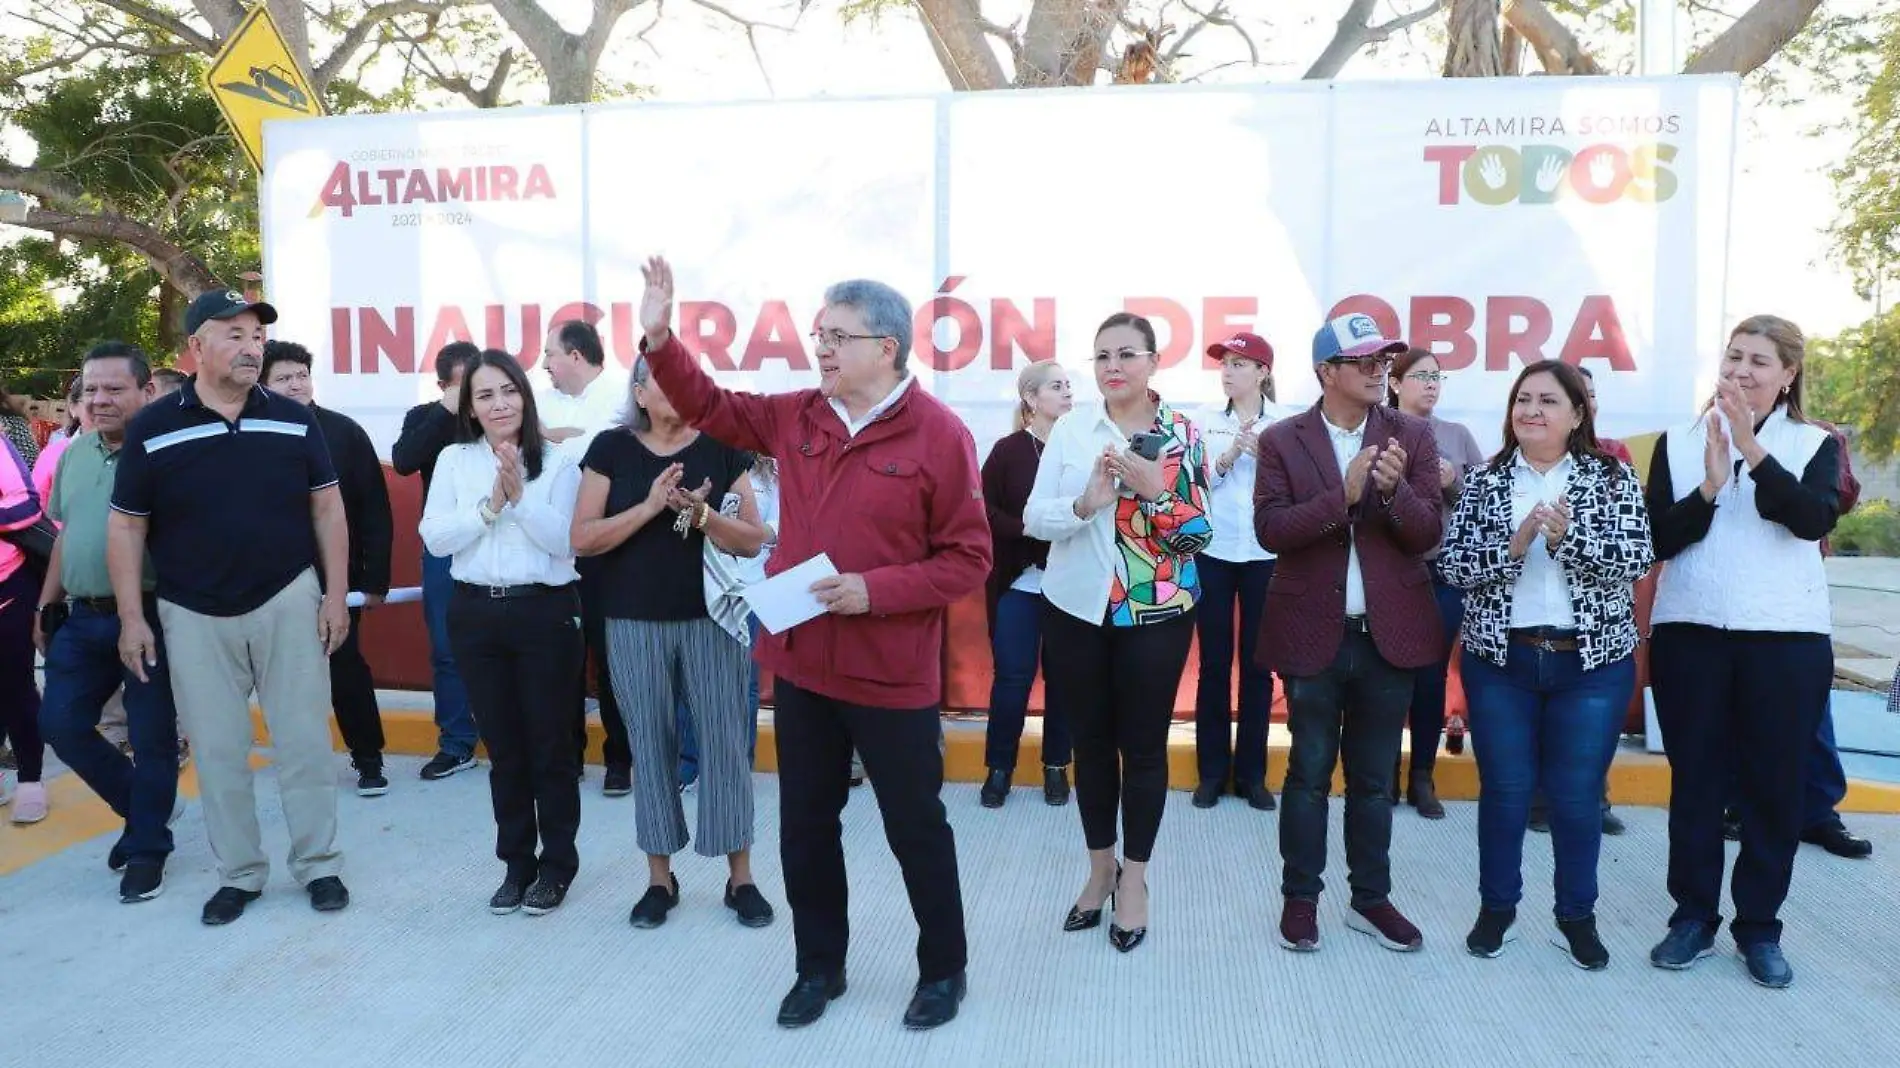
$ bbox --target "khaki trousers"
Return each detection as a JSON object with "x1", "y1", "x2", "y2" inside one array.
[{"x1": 159, "y1": 568, "x2": 341, "y2": 890}]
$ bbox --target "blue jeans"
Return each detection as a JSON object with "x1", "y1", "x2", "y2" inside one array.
[
  {"x1": 37, "y1": 601, "x2": 180, "y2": 862},
  {"x1": 1193, "y1": 556, "x2": 1274, "y2": 787},
  {"x1": 983, "y1": 588, "x2": 1070, "y2": 770},
  {"x1": 1406, "y1": 579, "x2": 1466, "y2": 774},
  {"x1": 679, "y1": 615, "x2": 760, "y2": 786},
  {"x1": 1463, "y1": 644, "x2": 1635, "y2": 920},
  {"x1": 422, "y1": 550, "x2": 478, "y2": 759}
]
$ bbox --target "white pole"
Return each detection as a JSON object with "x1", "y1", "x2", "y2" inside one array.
[{"x1": 1636, "y1": 0, "x2": 1681, "y2": 76}]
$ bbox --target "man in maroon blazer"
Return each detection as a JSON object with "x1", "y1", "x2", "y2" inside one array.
[{"x1": 1253, "y1": 312, "x2": 1445, "y2": 955}]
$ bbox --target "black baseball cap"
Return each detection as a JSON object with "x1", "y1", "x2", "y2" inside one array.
[{"x1": 184, "y1": 288, "x2": 278, "y2": 336}]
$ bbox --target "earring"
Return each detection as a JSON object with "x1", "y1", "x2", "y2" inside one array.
[{"x1": 1781, "y1": 384, "x2": 1791, "y2": 396}]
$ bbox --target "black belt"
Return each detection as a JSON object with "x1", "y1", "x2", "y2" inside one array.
[
  {"x1": 72, "y1": 595, "x2": 151, "y2": 613},
  {"x1": 454, "y1": 581, "x2": 576, "y2": 600},
  {"x1": 1510, "y1": 627, "x2": 1580, "y2": 653},
  {"x1": 1342, "y1": 615, "x2": 1370, "y2": 634}
]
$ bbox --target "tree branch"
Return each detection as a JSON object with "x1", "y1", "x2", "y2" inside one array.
[
  {"x1": 1304, "y1": 0, "x2": 1444, "y2": 80},
  {"x1": 1683, "y1": 0, "x2": 1824, "y2": 75},
  {"x1": 91, "y1": 0, "x2": 219, "y2": 54},
  {"x1": 1500, "y1": 0, "x2": 1604, "y2": 75},
  {"x1": 685, "y1": 0, "x2": 798, "y2": 93},
  {"x1": 312, "y1": 0, "x2": 469, "y2": 91},
  {"x1": 0, "y1": 165, "x2": 218, "y2": 296},
  {"x1": 912, "y1": 0, "x2": 1010, "y2": 91}
]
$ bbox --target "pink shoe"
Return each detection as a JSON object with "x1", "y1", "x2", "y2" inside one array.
[{"x1": 10, "y1": 781, "x2": 48, "y2": 824}]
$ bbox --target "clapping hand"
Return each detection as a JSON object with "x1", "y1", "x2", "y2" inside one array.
[{"x1": 1370, "y1": 438, "x2": 1406, "y2": 496}]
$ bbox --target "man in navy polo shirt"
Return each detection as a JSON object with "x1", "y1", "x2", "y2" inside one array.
[{"x1": 107, "y1": 289, "x2": 354, "y2": 926}]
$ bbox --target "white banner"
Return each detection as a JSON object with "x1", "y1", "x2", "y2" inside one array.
[{"x1": 262, "y1": 77, "x2": 1738, "y2": 458}]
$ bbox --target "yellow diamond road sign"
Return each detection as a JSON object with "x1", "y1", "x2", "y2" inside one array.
[{"x1": 205, "y1": 4, "x2": 324, "y2": 172}]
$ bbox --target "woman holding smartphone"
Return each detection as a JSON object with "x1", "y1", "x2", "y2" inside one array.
[{"x1": 1025, "y1": 312, "x2": 1212, "y2": 954}]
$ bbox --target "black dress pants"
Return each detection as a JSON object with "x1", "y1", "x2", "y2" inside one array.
[
  {"x1": 1652, "y1": 623, "x2": 1831, "y2": 947},
  {"x1": 774, "y1": 677, "x2": 967, "y2": 983},
  {"x1": 450, "y1": 585, "x2": 586, "y2": 886},
  {"x1": 329, "y1": 607, "x2": 385, "y2": 770}
]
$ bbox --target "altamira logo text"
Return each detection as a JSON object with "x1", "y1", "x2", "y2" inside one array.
[{"x1": 309, "y1": 161, "x2": 556, "y2": 218}]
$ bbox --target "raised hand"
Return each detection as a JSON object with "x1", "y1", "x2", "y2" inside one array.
[
  {"x1": 640, "y1": 256, "x2": 675, "y2": 347},
  {"x1": 1510, "y1": 503, "x2": 1551, "y2": 560},
  {"x1": 645, "y1": 462, "x2": 685, "y2": 514},
  {"x1": 1076, "y1": 449, "x2": 1118, "y2": 517},
  {"x1": 1109, "y1": 449, "x2": 1168, "y2": 501},
  {"x1": 1700, "y1": 412, "x2": 1732, "y2": 501}
]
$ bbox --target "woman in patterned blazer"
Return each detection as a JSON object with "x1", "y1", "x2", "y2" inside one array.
[{"x1": 1438, "y1": 359, "x2": 1653, "y2": 970}]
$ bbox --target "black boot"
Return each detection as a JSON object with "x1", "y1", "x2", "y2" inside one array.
[{"x1": 979, "y1": 768, "x2": 1009, "y2": 809}]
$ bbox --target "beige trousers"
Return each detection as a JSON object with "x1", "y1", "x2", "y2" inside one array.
[{"x1": 159, "y1": 568, "x2": 341, "y2": 890}]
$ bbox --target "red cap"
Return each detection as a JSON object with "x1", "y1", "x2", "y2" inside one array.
[{"x1": 1207, "y1": 332, "x2": 1274, "y2": 370}]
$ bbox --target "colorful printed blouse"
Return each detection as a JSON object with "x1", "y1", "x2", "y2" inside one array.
[{"x1": 1108, "y1": 401, "x2": 1212, "y2": 626}]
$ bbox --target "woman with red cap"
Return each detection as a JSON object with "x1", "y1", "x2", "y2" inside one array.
[{"x1": 1189, "y1": 333, "x2": 1289, "y2": 811}]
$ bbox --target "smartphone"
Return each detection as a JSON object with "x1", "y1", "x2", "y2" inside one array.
[{"x1": 1129, "y1": 431, "x2": 1168, "y2": 461}]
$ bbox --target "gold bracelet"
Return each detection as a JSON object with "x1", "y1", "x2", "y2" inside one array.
[{"x1": 694, "y1": 501, "x2": 711, "y2": 530}]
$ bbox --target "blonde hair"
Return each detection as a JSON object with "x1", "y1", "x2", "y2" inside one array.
[
  {"x1": 1012, "y1": 361, "x2": 1065, "y2": 433},
  {"x1": 1729, "y1": 314, "x2": 1809, "y2": 424}
]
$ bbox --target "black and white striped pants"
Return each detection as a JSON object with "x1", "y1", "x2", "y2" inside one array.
[{"x1": 607, "y1": 616, "x2": 754, "y2": 858}]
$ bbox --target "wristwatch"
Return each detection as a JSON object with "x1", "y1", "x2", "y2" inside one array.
[{"x1": 478, "y1": 499, "x2": 500, "y2": 525}]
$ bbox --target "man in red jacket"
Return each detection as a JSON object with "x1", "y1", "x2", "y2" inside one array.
[
  {"x1": 1253, "y1": 313, "x2": 1445, "y2": 955},
  {"x1": 637, "y1": 257, "x2": 990, "y2": 1032}
]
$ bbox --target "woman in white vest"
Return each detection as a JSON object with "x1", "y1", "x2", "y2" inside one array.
[{"x1": 1644, "y1": 315, "x2": 1842, "y2": 990}]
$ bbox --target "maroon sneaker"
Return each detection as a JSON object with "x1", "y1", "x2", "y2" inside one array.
[
  {"x1": 1279, "y1": 898, "x2": 1320, "y2": 952},
  {"x1": 1347, "y1": 902, "x2": 1424, "y2": 952}
]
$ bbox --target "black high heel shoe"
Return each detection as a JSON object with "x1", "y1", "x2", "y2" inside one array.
[
  {"x1": 1062, "y1": 861, "x2": 1121, "y2": 932},
  {"x1": 1108, "y1": 871, "x2": 1147, "y2": 953}
]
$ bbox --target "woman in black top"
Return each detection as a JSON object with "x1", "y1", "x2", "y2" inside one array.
[{"x1": 572, "y1": 352, "x2": 773, "y2": 931}]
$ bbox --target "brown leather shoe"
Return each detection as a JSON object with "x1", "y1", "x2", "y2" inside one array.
[
  {"x1": 1279, "y1": 898, "x2": 1320, "y2": 952},
  {"x1": 1407, "y1": 774, "x2": 1446, "y2": 820}
]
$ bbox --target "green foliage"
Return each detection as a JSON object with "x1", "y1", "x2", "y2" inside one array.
[
  {"x1": 1832, "y1": 499, "x2": 1900, "y2": 557},
  {"x1": 1807, "y1": 308, "x2": 1900, "y2": 464},
  {"x1": 1830, "y1": 13, "x2": 1900, "y2": 299}
]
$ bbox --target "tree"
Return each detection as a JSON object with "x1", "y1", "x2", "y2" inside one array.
[
  {"x1": 1809, "y1": 309, "x2": 1900, "y2": 463},
  {"x1": 1830, "y1": 11, "x2": 1899, "y2": 303},
  {"x1": 0, "y1": 50, "x2": 257, "y2": 375},
  {"x1": 868, "y1": 0, "x2": 1837, "y2": 89}
]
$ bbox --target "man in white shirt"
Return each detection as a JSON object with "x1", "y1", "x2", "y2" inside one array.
[{"x1": 539, "y1": 320, "x2": 634, "y2": 796}]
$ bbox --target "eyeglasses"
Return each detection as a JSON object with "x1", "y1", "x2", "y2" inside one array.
[
  {"x1": 809, "y1": 328, "x2": 890, "y2": 350},
  {"x1": 1325, "y1": 356, "x2": 1393, "y2": 375},
  {"x1": 1404, "y1": 371, "x2": 1445, "y2": 384}
]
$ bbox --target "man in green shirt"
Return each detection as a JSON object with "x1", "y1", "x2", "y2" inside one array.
[{"x1": 35, "y1": 341, "x2": 180, "y2": 904}]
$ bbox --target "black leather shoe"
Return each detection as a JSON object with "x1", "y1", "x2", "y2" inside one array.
[
  {"x1": 629, "y1": 874, "x2": 681, "y2": 928},
  {"x1": 1241, "y1": 782, "x2": 1277, "y2": 811},
  {"x1": 1802, "y1": 821, "x2": 1874, "y2": 858},
  {"x1": 1407, "y1": 774, "x2": 1446, "y2": 819},
  {"x1": 1601, "y1": 808, "x2": 1627, "y2": 836},
  {"x1": 201, "y1": 886, "x2": 262, "y2": 926},
  {"x1": 775, "y1": 972, "x2": 846, "y2": 1028},
  {"x1": 902, "y1": 972, "x2": 967, "y2": 1030},
  {"x1": 979, "y1": 768, "x2": 1009, "y2": 808},
  {"x1": 1043, "y1": 765, "x2": 1070, "y2": 806},
  {"x1": 307, "y1": 876, "x2": 350, "y2": 913},
  {"x1": 1191, "y1": 781, "x2": 1222, "y2": 809}
]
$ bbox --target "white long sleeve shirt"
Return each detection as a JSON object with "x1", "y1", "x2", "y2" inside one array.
[
  {"x1": 1507, "y1": 450, "x2": 1578, "y2": 629},
  {"x1": 1195, "y1": 402, "x2": 1289, "y2": 564},
  {"x1": 420, "y1": 438, "x2": 584, "y2": 586},
  {"x1": 535, "y1": 368, "x2": 629, "y2": 447}
]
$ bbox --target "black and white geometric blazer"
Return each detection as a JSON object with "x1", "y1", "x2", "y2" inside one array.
[{"x1": 1437, "y1": 451, "x2": 1655, "y2": 672}]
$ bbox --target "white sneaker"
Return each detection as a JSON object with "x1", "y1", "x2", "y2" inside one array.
[{"x1": 10, "y1": 781, "x2": 49, "y2": 824}]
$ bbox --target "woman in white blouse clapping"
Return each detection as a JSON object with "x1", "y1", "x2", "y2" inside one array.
[{"x1": 420, "y1": 349, "x2": 587, "y2": 919}]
